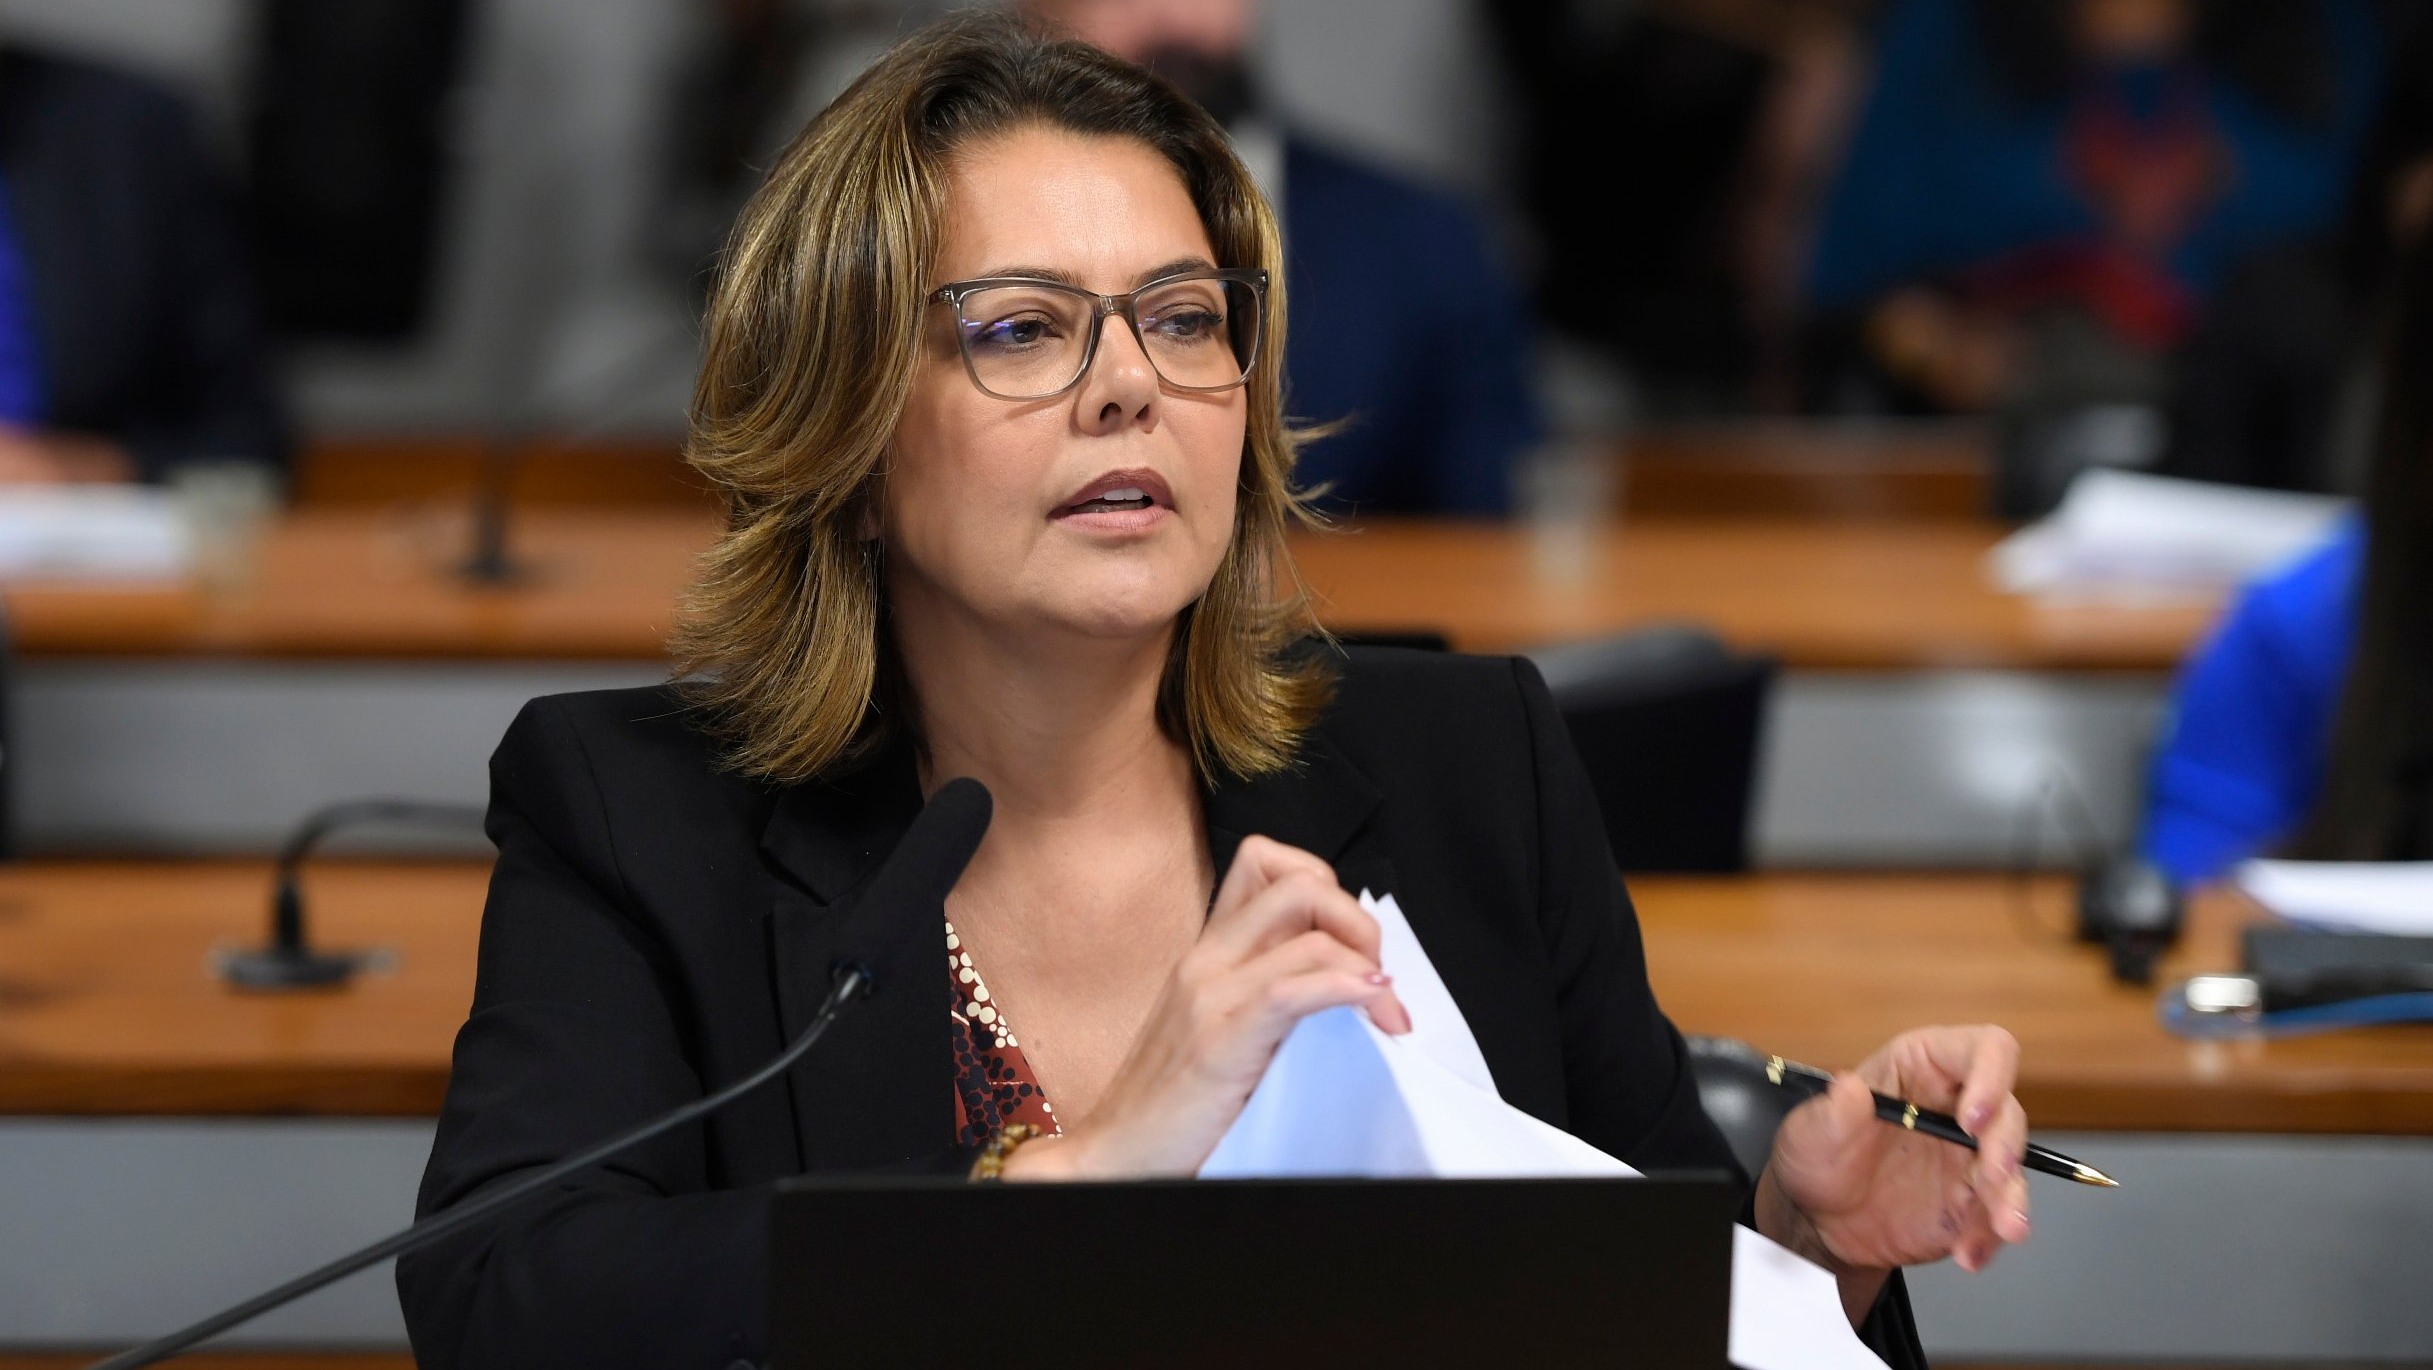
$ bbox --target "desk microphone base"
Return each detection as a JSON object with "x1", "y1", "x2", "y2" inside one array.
[{"x1": 215, "y1": 944, "x2": 387, "y2": 992}]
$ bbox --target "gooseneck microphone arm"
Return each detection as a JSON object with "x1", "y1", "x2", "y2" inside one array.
[
  {"x1": 221, "y1": 799, "x2": 491, "y2": 991},
  {"x1": 87, "y1": 967, "x2": 872, "y2": 1370},
  {"x1": 92, "y1": 776, "x2": 995, "y2": 1370}
]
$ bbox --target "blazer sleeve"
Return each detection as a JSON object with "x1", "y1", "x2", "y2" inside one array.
[
  {"x1": 398, "y1": 698, "x2": 774, "y2": 1370},
  {"x1": 1510, "y1": 658, "x2": 1929, "y2": 1368}
]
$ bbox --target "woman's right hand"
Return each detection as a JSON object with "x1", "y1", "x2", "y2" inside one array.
[{"x1": 1001, "y1": 834, "x2": 1412, "y2": 1180}]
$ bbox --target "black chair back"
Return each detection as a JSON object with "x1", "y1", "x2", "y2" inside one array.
[
  {"x1": 1529, "y1": 625, "x2": 1776, "y2": 872},
  {"x1": 1684, "y1": 1035, "x2": 1799, "y2": 1180}
]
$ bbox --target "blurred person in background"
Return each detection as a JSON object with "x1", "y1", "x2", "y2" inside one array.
[
  {"x1": 1802, "y1": 0, "x2": 2383, "y2": 419},
  {"x1": 2140, "y1": 214, "x2": 2433, "y2": 886},
  {"x1": 0, "y1": 40, "x2": 287, "y2": 483},
  {"x1": 1490, "y1": 0, "x2": 1884, "y2": 416},
  {"x1": 2166, "y1": 14, "x2": 2433, "y2": 494},
  {"x1": 1028, "y1": 0, "x2": 1545, "y2": 515}
]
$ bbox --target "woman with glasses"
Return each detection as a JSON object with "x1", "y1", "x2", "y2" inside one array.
[{"x1": 400, "y1": 14, "x2": 2019, "y2": 1367}]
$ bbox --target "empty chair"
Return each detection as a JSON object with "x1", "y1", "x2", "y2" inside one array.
[{"x1": 1529, "y1": 624, "x2": 1776, "y2": 873}]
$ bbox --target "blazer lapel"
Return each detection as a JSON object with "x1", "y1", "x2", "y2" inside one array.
[
  {"x1": 760, "y1": 748, "x2": 953, "y2": 1171},
  {"x1": 758, "y1": 730, "x2": 1399, "y2": 1170},
  {"x1": 1203, "y1": 733, "x2": 1394, "y2": 900}
]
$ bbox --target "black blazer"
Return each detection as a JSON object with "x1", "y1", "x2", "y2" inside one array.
[
  {"x1": 0, "y1": 47, "x2": 288, "y2": 479},
  {"x1": 399, "y1": 647, "x2": 1924, "y2": 1368}
]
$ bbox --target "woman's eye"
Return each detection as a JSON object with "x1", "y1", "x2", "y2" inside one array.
[
  {"x1": 973, "y1": 315, "x2": 1056, "y2": 349},
  {"x1": 1150, "y1": 308, "x2": 1223, "y2": 340}
]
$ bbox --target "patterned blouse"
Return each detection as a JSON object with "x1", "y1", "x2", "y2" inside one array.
[{"x1": 948, "y1": 919, "x2": 1062, "y2": 1147}]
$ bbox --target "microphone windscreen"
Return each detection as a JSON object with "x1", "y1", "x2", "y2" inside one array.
[{"x1": 832, "y1": 777, "x2": 993, "y2": 992}]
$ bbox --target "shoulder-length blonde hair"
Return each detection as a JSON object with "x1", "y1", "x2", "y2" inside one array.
[{"x1": 674, "y1": 9, "x2": 1330, "y2": 787}]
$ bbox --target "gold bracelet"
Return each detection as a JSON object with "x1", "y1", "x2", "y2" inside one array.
[{"x1": 969, "y1": 1122, "x2": 1045, "y2": 1182}]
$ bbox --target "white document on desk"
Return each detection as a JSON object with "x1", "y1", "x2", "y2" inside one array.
[
  {"x1": 1201, "y1": 892, "x2": 1886, "y2": 1370},
  {"x1": 2236, "y1": 860, "x2": 2433, "y2": 935},
  {"x1": 0, "y1": 487, "x2": 190, "y2": 581}
]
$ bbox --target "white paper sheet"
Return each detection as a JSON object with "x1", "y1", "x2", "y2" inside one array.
[
  {"x1": 1989, "y1": 468, "x2": 2348, "y2": 600},
  {"x1": 2235, "y1": 860, "x2": 2433, "y2": 935},
  {"x1": 1201, "y1": 891, "x2": 1887, "y2": 1370},
  {"x1": 0, "y1": 487, "x2": 190, "y2": 581},
  {"x1": 1731, "y1": 1226, "x2": 1892, "y2": 1370}
]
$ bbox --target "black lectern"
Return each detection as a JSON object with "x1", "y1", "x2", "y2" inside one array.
[{"x1": 769, "y1": 1174, "x2": 1739, "y2": 1369}]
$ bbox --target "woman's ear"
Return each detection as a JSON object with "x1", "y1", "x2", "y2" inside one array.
[{"x1": 854, "y1": 470, "x2": 885, "y2": 542}]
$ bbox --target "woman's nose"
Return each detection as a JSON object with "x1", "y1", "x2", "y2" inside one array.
[{"x1": 1077, "y1": 310, "x2": 1160, "y2": 430}]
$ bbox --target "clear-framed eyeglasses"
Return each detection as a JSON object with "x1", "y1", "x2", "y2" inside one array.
[{"x1": 929, "y1": 267, "x2": 1268, "y2": 401}]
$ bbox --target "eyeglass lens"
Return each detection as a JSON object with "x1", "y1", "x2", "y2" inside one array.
[{"x1": 956, "y1": 277, "x2": 1258, "y2": 398}]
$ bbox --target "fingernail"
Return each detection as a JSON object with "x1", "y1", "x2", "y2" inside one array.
[
  {"x1": 1964, "y1": 1103, "x2": 1994, "y2": 1133},
  {"x1": 1365, "y1": 971, "x2": 1392, "y2": 986},
  {"x1": 2012, "y1": 1208, "x2": 2031, "y2": 1236}
]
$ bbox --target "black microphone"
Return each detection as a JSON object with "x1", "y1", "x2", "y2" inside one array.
[
  {"x1": 89, "y1": 777, "x2": 994, "y2": 1370},
  {"x1": 220, "y1": 798, "x2": 490, "y2": 992},
  {"x1": 456, "y1": 433, "x2": 530, "y2": 588},
  {"x1": 2006, "y1": 765, "x2": 2186, "y2": 985}
]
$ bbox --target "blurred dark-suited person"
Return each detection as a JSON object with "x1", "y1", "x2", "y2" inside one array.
[
  {"x1": 2142, "y1": 216, "x2": 2433, "y2": 886},
  {"x1": 400, "y1": 16, "x2": 2036, "y2": 1367},
  {"x1": 0, "y1": 44, "x2": 288, "y2": 483},
  {"x1": 1805, "y1": 0, "x2": 2383, "y2": 416},
  {"x1": 1025, "y1": 0, "x2": 1544, "y2": 515},
  {"x1": 2165, "y1": 18, "x2": 2433, "y2": 495}
]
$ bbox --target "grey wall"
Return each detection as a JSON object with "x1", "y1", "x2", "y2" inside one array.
[
  {"x1": 1262, "y1": 0, "x2": 1509, "y2": 196},
  {"x1": 0, "y1": 0, "x2": 251, "y2": 130},
  {"x1": 0, "y1": 1120, "x2": 430, "y2": 1345},
  {"x1": 10, "y1": 661, "x2": 667, "y2": 852},
  {"x1": 10, "y1": 660, "x2": 2163, "y2": 862},
  {"x1": 5, "y1": 1119, "x2": 2429, "y2": 1361}
]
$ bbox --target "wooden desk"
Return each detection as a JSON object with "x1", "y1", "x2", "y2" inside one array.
[
  {"x1": 0, "y1": 511, "x2": 2213, "y2": 671},
  {"x1": 1292, "y1": 520, "x2": 2215, "y2": 670},
  {"x1": 3, "y1": 508, "x2": 714, "y2": 661},
  {"x1": 295, "y1": 423, "x2": 1998, "y2": 522},
  {"x1": 0, "y1": 861, "x2": 482, "y2": 1115},
  {"x1": 1633, "y1": 874, "x2": 2433, "y2": 1135},
  {"x1": 3, "y1": 862, "x2": 2426, "y2": 1133}
]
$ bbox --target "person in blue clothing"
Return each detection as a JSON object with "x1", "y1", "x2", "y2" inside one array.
[
  {"x1": 1025, "y1": 0, "x2": 1544, "y2": 515},
  {"x1": 2144, "y1": 225, "x2": 2433, "y2": 883},
  {"x1": 0, "y1": 44, "x2": 288, "y2": 483},
  {"x1": 1806, "y1": 0, "x2": 2383, "y2": 414},
  {"x1": 2142, "y1": 516, "x2": 2362, "y2": 883}
]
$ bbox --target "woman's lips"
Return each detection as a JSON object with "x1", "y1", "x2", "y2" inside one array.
[
  {"x1": 1052, "y1": 497, "x2": 1170, "y2": 533},
  {"x1": 1051, "y1": 468, "x2": 1174, "y2": 532}
]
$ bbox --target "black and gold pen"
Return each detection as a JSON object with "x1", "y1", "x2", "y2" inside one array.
[{"x1": 1763, "y1": 1056, "x2": 2120, "y2": 1188}]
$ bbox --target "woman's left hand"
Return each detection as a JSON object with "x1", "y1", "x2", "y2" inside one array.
[{"x1": 1755, "y1": 1025, "x2": 2031, "y2": 1318}]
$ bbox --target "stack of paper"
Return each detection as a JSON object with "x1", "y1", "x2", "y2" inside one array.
[
  {"x1": 1989, "y1": 469, "x2": 2348, "y2": 600},
  {"x1": 2235, "y1": 861, "x2": 2433, "y2": 936},
  {"x1": 0, "y1": 487, "x2": 190, "y2": 581},
  {"x1": 1203, "y1": 892, "x2": 1887, "y2": 1370}
]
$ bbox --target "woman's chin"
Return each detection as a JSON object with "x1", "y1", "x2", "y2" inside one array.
[{"x1": 1028, "y1": 588, "x2": 1198, "y2": 644}]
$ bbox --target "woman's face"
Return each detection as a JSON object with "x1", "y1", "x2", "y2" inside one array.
[{"x1": 883, "y1": 125, "x2": 1246, "y2": 650}]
